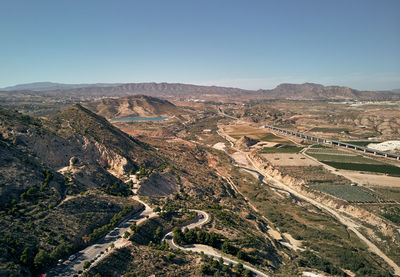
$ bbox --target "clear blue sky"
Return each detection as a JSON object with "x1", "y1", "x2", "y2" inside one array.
[{"x1": 1, "y1": 0, "x2": 399, "y2": 90}]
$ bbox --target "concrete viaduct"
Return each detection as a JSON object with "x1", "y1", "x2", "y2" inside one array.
[
  {"x1": 264, "y1": 125, "x2": 400, "y2": 161},
  {"x1": 217, "y1": 107, "x2": 400, "y2": 161}
]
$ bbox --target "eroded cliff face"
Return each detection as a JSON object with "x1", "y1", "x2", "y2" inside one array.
[
  {"x1": 7, "y1": 125, "x2": 131, "y2": 178},
  {"x1": 81, "y1": 136, "x2": 129, "y2": 177},
  {"x1": 250, "y1": 153, "x2": 396, "y2": 237}
]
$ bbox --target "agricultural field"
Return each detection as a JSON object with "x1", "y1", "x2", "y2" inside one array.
[
  {"x1": 335, "y1": 171, "x2": 400, "y2": 187},
  {"x1": 306, "y1": 148, "x2": 400, "y2": 176},
  {"x1": 261, "y1": 153, "x2": 319, "y2": 167},
  {"x1": 260, "y1": 145, "x2": 304, "y2": 153},
  {"x1": 223, "y1": 124, "x2": 294, "y2": 144},
  {"x1": 370, "y1": 187, "x2": 400, "y2": 202},
  {"x1": 306, "y1": 152, "x2": 383, "y2": 165},
  {"x1": 307, "y1": 148, "x2": 360, "y2": 155},
  {"x1": 343, "y1": 141, "x2": 381, "y2": 147},
  {"x1": 323, "y1": 162, "x2": 400, "y2": 176},
  {"x1": 310, "y1": 185, "x2": 383, "y2": 203}
]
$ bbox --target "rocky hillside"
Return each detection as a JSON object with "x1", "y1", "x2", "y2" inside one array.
[
  {"x1": 258, "y1": 83, "x2": 400, "y2": 100},
  {"x1": 83, "y1": 95, "x2": 181, "y2": 119},
  {"x1": 235, "y1": 136, "x2": 259, "y2": 151},
  {"x1": 0, "y1": 106, "x2": 160, "y2": 276}
]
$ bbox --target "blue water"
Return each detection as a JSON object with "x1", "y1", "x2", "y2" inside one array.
[{"x1": 112, "y1": 116, "x2": 168, "y2": 122}]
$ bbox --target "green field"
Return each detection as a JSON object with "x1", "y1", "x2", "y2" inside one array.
[
  {"x1": 369, "y1": 187, "x2": 400, "y2": 202},
  {"x1": 311, "y1": 185, "x2": 379, "y2": 202},
  {"x1": 259, "y1": 132, "x2": 287, "y2": 141},
  {"x1": 307, "y1": 153, "x2": 383, "y2": 165},
  {"x1": 260, "y1": 145, "x2": 304, "y2": 153},
  {"x1": 231, "y1": 132, "x2": 294, "y2": 144},
  {"x1": 307, "y1": 148, "x2": 356, "y2": 155},
  {"x1": 323, "y1": 161, "x2": 400, "y2": 176},
  {"x1": 310, "y1": 144, "x2": 331, "y2": 149},
  {"x1": 343, "y1": 141, "x2": 379, "y2": 147}
]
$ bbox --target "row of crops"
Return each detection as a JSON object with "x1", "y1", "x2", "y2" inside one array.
[
  {"x1": 260, "y1": 145, "x2": 304, "y2": 153},
  {"x1": 310, "y1": 185, "x2": 385, "y2": 203},
  {"x1": 307, "y1": 153, "x2": 383, "y2": 165},
  {"x1": 306, "y1": 148, "x2": 400, "y2": 176},
  {"x1": 323, "y1": 161, "x2": 400, "y2": 176}
]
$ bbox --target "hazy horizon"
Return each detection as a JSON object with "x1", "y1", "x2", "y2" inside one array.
[{"x1": 2, "y1": 80, "x2": 400, "y2": 92}]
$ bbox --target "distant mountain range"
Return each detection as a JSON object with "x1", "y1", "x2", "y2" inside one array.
[
  {"x1": 1, "y1": 81, "x2": 399, "y2": 101},
  {"x1": 1, "y1": 82, "x2": 121, "y2": 91},
  {"x1": 258, "y1": 83, "x2": 400, "y2": 100}
]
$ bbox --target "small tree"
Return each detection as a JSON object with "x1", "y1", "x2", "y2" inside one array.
[
  {"x1": 243, "y1": 269, "x2": 252, "y2": 277},
  {"x1": 200, "y1": 264, "x2": 211, "y2": 274},
  {"x1": 235, "y1": 263, "x2": 244, "y2": 274},
  {"x1": 172, "y1": 227, "x2": 184, "y2": 245},
  {"x1": 20, "y1": 248, "x2": 32, "y2": 265},
  {"x1": 83, "y1": 261, "x2": 91, "y2": 269},
  {"x1": 124, "y1": 231, "x2": 130, "y2": 239},
  {"x1": 166, "y1": 253, "x2": 175, "y2": 261},
  {"x1": 237, "y1": 250, "x2": 246, "y2": 260},
  {"x1": 33, "y1": 249, "x2": 50, "y2": 270}
]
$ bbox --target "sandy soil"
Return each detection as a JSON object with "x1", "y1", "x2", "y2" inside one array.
[
  {"x1": 336, "y1": 170, "x2": 400, "y2": 187},
  {"x1": 231, "y1": 151, "x2": 250, "y2": 166},
  {"x1": 368, "y1": 141, "x2": 400, "y2": 152},
  {"x1": 268, "y1": 229, "x2": 282, "y2": 240},
  {"x1": 212, "y1": 142, "x2": 226, "y2": 151},
  {"x1": 261, "y1": 153, "x2": 319, "y2": 166},
  {"x1": 283, "y1": 233, "x2": 303, "y2": 251}
]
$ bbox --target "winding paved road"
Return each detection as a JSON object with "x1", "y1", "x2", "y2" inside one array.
[
  {"x1": 46, "y1": 195, "x2": 156, "y2": 277},
  {"x1": 163, "y1": 210, "x2": 269, "y2": 277}
]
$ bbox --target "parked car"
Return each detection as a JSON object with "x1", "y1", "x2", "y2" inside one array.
[{"x1": 68, "y1": 255, "x2": 76, "y2": 261}]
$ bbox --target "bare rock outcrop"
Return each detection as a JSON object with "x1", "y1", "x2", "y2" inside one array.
[
  {"x1": 138, "y1": 172, "x2": 178, "y2": 197},
  {"x1": 235, "y1": 136, "x2": 259, "y2": 151}
]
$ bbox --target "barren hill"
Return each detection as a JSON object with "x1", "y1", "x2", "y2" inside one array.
[
  {"x1": 83, "y1": 95, "x2": 181, "y2": 119},
  {"x1": 0, "y1": 105, "x2": 161, "y2": 199},
  {"x1": 258, "y1": 83, "x2": 400, "y2": 100},
  {"x1": 1, "y1": 82, "x2": 252, "y2": 97}
]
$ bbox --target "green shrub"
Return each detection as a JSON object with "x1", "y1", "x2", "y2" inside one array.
[{"x1": 83, "y1": 260, "x2": 91, "y2": 269}]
